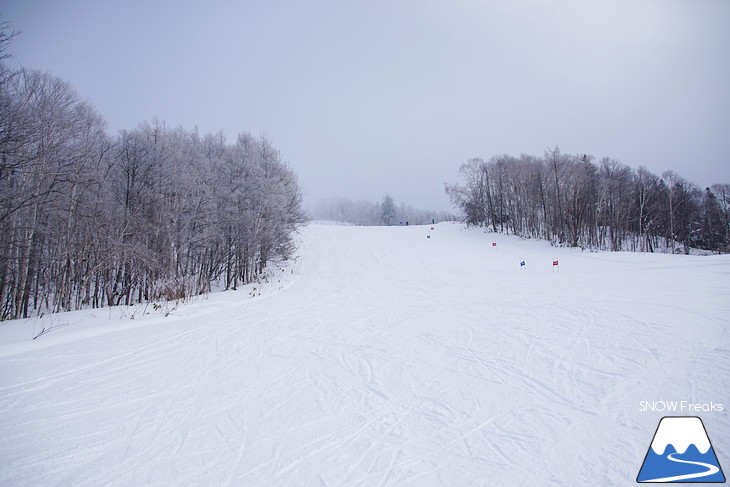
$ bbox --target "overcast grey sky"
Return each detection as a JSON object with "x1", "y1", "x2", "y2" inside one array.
[{"x1": 3, "y1": 0, "x2": 729, "y2": 211}]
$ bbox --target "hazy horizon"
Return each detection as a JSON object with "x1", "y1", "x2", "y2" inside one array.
[{"x1": 3, "y1": 0, "x2": 729, "y2": 211}]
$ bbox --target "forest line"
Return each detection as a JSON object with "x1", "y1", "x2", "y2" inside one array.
[
  {"x1": 445, "y1": 147, "x2": 729, "y2": 254},
  {"x1": 0, "y1": 30, "x2": 306, "y2": 320}
]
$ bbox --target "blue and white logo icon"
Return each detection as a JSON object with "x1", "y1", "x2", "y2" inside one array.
[{"x1": 637, "y1": 416, "x2": 725, "y2": 483}]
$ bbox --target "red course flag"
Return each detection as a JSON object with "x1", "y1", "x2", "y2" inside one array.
[{"x1": 553, "y1": 260, "x2": 559, "y2": 266}]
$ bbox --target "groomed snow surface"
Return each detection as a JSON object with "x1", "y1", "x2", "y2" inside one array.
[{"x1": 1, "y1": 222, "x2": 728, "y2": 486}]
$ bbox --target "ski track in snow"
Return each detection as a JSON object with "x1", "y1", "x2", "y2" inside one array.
[{"x1": 1, "y1": 223, "x2": 729, "y2": 486}]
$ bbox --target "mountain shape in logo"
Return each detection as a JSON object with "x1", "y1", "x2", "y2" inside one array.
[{"x1": 637, "y1": 416, "x2": 725, "y2": 483}]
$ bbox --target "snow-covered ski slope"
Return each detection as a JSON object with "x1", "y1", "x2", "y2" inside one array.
[{"x1": 1, "y1": 222, "x2": 728, "y2": 486}]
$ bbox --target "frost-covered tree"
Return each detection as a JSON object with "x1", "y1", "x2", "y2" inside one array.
[
  {"x1": 0, "y1": 66, "x2": 110, "y2": 318},
  {"x1": 446, "y1": 149, "x2": 726, "y2": 254},
  {"x1": 711, "y1": 183, "x2": 730, "y2": 249},
  {"x1": 310, "y1": 197, "x2": 454, "y2": 226},
  {"x1": 0, "y1": 26, "x2": 307, "y2": 319},
  {"x1": 381, "y1": 194, "x2": 396, "y2": 226},
  {"x1": 697, "y1": 188, "x2": 727, "y2": 252}
]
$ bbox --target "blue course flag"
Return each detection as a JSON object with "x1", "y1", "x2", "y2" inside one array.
[{"x1": 520, "y1": 261, "x2": 525, "y2": 266}]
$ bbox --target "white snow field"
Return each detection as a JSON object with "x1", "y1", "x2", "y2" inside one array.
[{"x1": 1, "y1": 222, "x2": 728, "y2": 486}]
